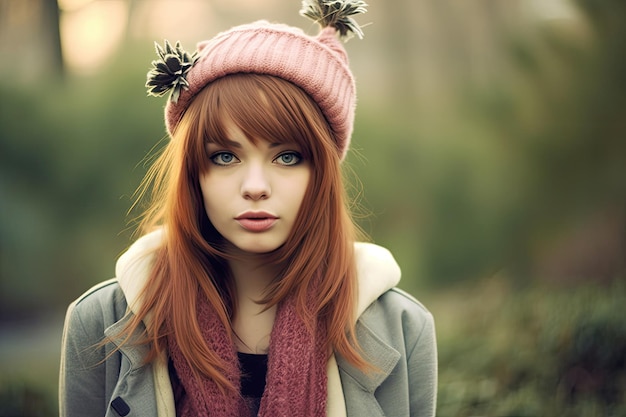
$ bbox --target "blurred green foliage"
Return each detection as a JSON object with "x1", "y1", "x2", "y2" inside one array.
[
  {"x1": 1, "y1": 0, "x2": 624, "y2": 311},
  {"x1": 0, "y1": 382, "x2": 55, "y2": 417},
  {"x1": 0, "y1": 45, "x2": 164, "y2": 315},
  {"x1": 353, "y1": 0, "x2": 625, "y2": 288},
  {"x1": 0, "y1": 0, "x2": 625, "y2": 415},
  {"x1": 434, "y1": 279, "x2": 626, "y2": 416}
]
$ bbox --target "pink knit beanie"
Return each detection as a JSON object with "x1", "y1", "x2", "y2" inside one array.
[{"x1": 146, "y1": 0, "x2": 368, "y2": 160}]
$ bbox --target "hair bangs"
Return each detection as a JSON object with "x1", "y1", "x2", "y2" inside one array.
[{"x1": 198, "y1": 74, "x2": 337, "y2": 161}]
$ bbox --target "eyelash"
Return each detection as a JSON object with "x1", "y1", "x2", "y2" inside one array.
[
  {"x1": 274, "y1": 151, "x2": 302, "y2": 166},
  {"x1": 210, "y1": 151, "x2": 239, "y2": 166},
  {"x1": 208, "y1": 151, "x2": 303, "y2": 166}
]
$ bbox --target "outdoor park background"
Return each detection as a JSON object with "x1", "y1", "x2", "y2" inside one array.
[{"x1": 0, "y1": 0, "x2": 624, "y2": 416}]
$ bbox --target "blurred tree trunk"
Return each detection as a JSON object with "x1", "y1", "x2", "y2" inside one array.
[
  {"x1": 374, "y1": 0, "x2": 523, "y2": 111},
  {"x1": 374, "y1": 0, "x2": 421, "y2": 110},
  {"x1": 124, "y1": 0, "x2": 138, "y2": 40},
  {"x1": 41, "y1": 0, "x2": 64, "y2": 78},
  {"x1": 0, "y1": 0, "x2": 64, "y2": 81}
]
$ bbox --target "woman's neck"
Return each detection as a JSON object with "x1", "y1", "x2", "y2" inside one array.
[
  {"x1": 228, "y1": 252, "x2": 279, "y2": 298},
  {"x1": 227, "y1": 252, "x2": 279, "y2": 354}
]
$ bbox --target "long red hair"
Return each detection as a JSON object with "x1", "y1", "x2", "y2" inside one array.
[{"x1": 124, "y1": 74, "x2": 367, "y2": 392}]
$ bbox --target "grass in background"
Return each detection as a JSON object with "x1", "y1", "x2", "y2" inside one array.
[{"x1": 431, "y1": 278, "x2": 626, "y2": 417}]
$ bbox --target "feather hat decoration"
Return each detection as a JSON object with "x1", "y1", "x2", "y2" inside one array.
[
  {"x1": 300, "y1": 0, "x2": 368, "y2": 40},
  {"x1": 146, "y1": 40, "x2": 198, "y2": 103}
]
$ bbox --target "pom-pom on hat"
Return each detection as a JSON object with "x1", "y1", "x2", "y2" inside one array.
[{"x1": 146, "y1": 0, "x2": 368, "y2": 160}]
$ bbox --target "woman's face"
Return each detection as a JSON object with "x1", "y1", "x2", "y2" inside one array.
[{"x1": 199, "y1": 120, "x2": 311, "y2": 254}]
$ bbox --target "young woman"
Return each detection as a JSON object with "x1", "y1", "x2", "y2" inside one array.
[{"x1": 59, "y1": 1, "x2": 437, "y2": 416}]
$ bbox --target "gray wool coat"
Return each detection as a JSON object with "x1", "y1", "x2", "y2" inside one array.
[{"x1": 59, "y1": 235, "x2": 437, "y2": 417}]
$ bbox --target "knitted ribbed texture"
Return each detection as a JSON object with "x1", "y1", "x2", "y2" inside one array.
[
  {"x1": 168, "y1": 294, "x2": 247, "y2": 417},
  {"x1": 168, "y1": 285, "x2": 327, "y2": 416},
  {"x1": 165, "y1": 21, "x2": 356, "y2": 160},
  {"x1": 259, "y1": 294, "x2": 328, "y2": 416}
]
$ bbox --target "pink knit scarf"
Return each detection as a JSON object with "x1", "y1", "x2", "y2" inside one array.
[{"x1": 167, "y1": 288, "x2": 328, "y2": 417}]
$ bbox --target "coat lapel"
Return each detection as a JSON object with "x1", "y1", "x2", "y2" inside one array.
[
  {"x1": 336, "y1": 315, "x2": 400, "y2": 416},
  {"x1": 104, "y1": 312, "x2": 176, "y2": 417}
]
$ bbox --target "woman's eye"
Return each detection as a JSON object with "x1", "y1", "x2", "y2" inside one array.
[
  {"x1": 211, "y1": 152, "x2": 239, "y2": 166},
  {"x1": 274, "y1": 152, "x2": 301, "y2": 166}
]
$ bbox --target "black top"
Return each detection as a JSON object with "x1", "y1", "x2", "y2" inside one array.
[
  {"x1": 238, "y1": 352, "x2": 268, "y2": 415},
  {"x1": 168, "y1": 352, "x2": 268, "y2": 415}
]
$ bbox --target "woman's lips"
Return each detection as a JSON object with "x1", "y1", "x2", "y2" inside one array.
[{"x1": 235, "y1": 212, "x2": 278, "y2": 232}]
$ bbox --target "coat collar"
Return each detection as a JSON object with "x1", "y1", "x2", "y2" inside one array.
[
  {"x1": 336, "y1": 318, "x2": 401, "y2": 392},
  {"x1": 114, "y1": 228, "x2": 401, "y2": 417}
]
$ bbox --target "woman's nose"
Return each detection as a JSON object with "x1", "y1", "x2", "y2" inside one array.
[{"x1": 241, "y1": 164, "x2": 271, "y2": 200}]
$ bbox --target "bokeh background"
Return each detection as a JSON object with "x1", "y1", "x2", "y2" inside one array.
[{"x1": 1, "y1": 0, "x2": 625, "y2": 416}]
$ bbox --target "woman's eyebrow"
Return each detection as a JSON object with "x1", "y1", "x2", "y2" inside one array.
[{"x1": 207, "y1": 139, "x2": 242, "y2": 148}]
